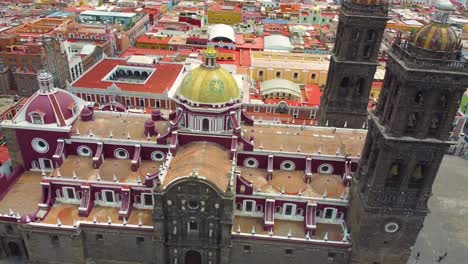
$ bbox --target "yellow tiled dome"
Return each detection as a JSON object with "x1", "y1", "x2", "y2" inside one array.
[
  {"x1": 178, "y1": 61, "x2": 240, "y2": 104},
  {"x1": 411, "y1": 22, "x2": 458, "y2": 52}
]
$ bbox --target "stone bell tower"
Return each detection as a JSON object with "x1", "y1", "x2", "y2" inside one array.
[
  {"x1": 318, "y1": 0, "x2": 389, "y2": 128},
  {"x1": 347, "y1": 1, "x2": 468, "y2": 263}
]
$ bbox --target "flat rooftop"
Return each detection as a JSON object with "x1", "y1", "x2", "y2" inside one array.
[
  {"x1": 0, "y1": 171, "x2": 42, "y2": 215},
  {"x1": 233, "y1": 216, "x2": 344, "y2": 241},
  {"x1": 163, "y1": 142, "x2": 232, "y2": 192},
  {"x1": 41, "y1": 203, "x2": 153, "y2": 226},
  {"x1": 240, "y1": 167, "x2": 345, "y2": 198},
  {"x1": 79, "y1": 10, "x2": 137, "y2": 18},
  {"x1": 52, "y1": 155, "x2": 162, "y2": 184},
  {"x1": 71, "y1": 111, "x2": 170, "y2": 141},
  {"x1": 71, "y1": 58, "x2": 183, "y2": 94},
  {"x1": 241, "y1": 124, "x2": 367, "y2": 156}
]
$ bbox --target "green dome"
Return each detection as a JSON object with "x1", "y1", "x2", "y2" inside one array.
[{"x1": 177, "y1": 65, "x2": 241, "y2": 104}]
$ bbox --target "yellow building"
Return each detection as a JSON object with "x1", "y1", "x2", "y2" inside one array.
[
  {"x1": 207, "y1": 5, "x2": 242, "y2": 25},
  {"x1": 249, "y1": 51, "x2": 329, "y2": 86}
]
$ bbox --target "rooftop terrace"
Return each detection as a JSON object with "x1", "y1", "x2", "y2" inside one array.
[
  {"x1": 240, "y1": 167, "x2": 346, "y2": 198},
  {"x1": 233, "y1": 216, "x2": 344, "y2": 241},
  {"x1": 51, "y1": 155, "x2": 161, "y2": 184},
  {"x1": 0, "y1": 171, "x2": 42, "y2": 216},
  {"x1": 242, "y1": 124, "x2": 367, "y2": 156},
  {"x1": 71, "y1": 111, "x2": 170, "y2": 142}
]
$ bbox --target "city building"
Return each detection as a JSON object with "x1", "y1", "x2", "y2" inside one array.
[
  {"x1": 68, "y1": 57, "x2": 185, "y2": 111},
  {"x1": 0, "y1": 48, "x2": 354, "y2": 264},
  {"x1": 0, "y1": 35, "x2": 70, "y2": 96},
  {"x1": 77, "y1": 10, "x2": 150, "y2": 47},
  {"x1": 249, "y1": 51, "x2": 329, "y2": 86},
  {"x1": 0, "y1": 1, "x2": 466, "y2": 264},
  {"x1": 348, "y1": 1, "x2": 468, "y2": 263},
  {"x1": 318, "y1": 0, "x2": 389, "y2": 128},
  {"x1": 207, "y1": 5, "x2": 242, "y2": 25}
]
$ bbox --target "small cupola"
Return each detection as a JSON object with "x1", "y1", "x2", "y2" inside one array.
[
  {"x1": 37, "y1": 71, "x2": 55, "y2": 94},
  {"x1": 203, "y1": 46, "x2": 218, "y2": 68}
]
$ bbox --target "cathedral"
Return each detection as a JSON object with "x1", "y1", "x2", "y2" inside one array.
[{"x1": 0, "y1": 1, "x2": 466, "y2": 264}]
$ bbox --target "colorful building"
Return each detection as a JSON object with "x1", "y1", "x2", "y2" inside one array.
[
  {"x1": 207, "y1": 5, "x2": 242, "y2": 25},
  {"x1": 249, "y1": 51, "x2": 329, "y2": 86}
]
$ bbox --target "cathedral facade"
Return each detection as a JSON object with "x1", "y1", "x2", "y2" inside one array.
[{"x1": 0, "y1": 1, "x2": 466, "y2": 264}]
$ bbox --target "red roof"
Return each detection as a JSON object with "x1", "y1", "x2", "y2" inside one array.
[
  {"x1": 72, "y1": 59, "x2": 183, "y2": 94},
  {"x1": 0, "y1": 145, "x2": 10, "y2": 165}
]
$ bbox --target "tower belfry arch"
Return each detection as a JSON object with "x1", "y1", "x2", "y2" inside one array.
[{"x1": 318, "y1": 0, "x2": 390, "y2": 128}]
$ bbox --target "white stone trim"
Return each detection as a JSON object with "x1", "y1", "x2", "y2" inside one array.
[
  {"x1": 280, "y1": 160, "x2": 295, "y2": 170},
  {"x1": 32, "y1": 138, "x2": 49, "y2": 153},
  {"x1": 243, "y1": 157, "x2": 259, "y2": 168},
  {"x1": 318, "y1": 163, "x2": 334, "y2": 174},
  {"x1": 77, "y1": 145, "x2": 93, "y2": 157},
  {"x1": 151, "y1": 151, "x2": 165, "y2": 161},
  {"x1": 114, "y1": 148, "x2": 129, "y2": 159}
]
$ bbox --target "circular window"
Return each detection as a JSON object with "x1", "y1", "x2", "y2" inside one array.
[
  {"x1": 243, "y1": 158, "x2": 258, "y2": 168},
  {"x1": 188, "y1": 200, "x2": 199, "y2": 209},
  {"x1": 31, "y1": 138, "x2": 49, "y2": 153},
  {"x1": 280, "y1": 160, "x2": 295, "y2": 171},
  {"x1": 384, "y1": 222, "x2": 399, "y2": 233},
  {"x1": 318, "y1": 164, "x2": 334, "y2": 174},
  {"x1": 114, "y1": 148, "x2": 129, "y2": 159},
  {"x1": 77, "y1": 146, "x2": 93, "y2": 157},
  {"x1": 151, "y1": 151, "x2": 165, "y2": 161}
]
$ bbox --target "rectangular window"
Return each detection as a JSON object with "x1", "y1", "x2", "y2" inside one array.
[
  {"x1": 96, "y1": 234, "x2": 103, "y2": 240},
  {"x1": 311, "y1": 73, "x2": 316, "y2": 79},
  {"x1": 51, "y1": 235, "x2": 59, "y2": 245},
  {"x1": 140, "y1": 98, "x2": 145, "y2": 107},
  {"x1": 31, "y1": 114, "x2": 43, "y2": 124},
  {"x1": 284, "y1": 204, "x2": 294, "y2": 216},
  {"x1": 285, "y1": 249, "x2": 293, "y2": 255},
  {"x1": 243, "y1": 245, "x2": 251, "y2": 253},
  {"x1": 104, "y1": 191, "x2": 114, "y2": 203},
  {"x1": 100, "y1": 95, "x2": 106, "y2": 104},
  {"x1": 324, "y1": 208, "x2": 334, "y2": 219},
  {"x1": 143, "y1": 194, "x2": 153, "y2": 206},
  {"x1": 188, "y1": 221, "x2": 198, "y2": 232},
  {"x1": 245, "y1": 201, "x2": 254, "y2": 212},
  {"x1": 276, "y1": 72, "x2": 281, "y2": 78},
  {"x1": 86, "y1": 95, "x2": 91, "y2": 101},
  {"x1": 136, "y1": 237, "x2": 144, "y2": 245},
  {"x1": 293, "y1": 72, "x2": 298, "y2": 79},
  {"x1": 65, "y1": 188, "x2": 75, "y2": 199},
  {"x1": 315, "y1": 210, "x2": 322, "y2": 218}
]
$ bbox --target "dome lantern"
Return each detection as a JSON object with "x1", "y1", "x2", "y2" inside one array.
[
  {"x1": 433, "y1": 0, "x2": 456, "y2": 24},
  {"x1": 203, "y1": 46, "x2": 218, "y2": 68},
  {"x1": 37, "y1": 71, "x2": 55, "y2": 94}
]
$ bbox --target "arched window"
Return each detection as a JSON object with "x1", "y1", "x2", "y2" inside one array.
[
  {"x1": 339, "y1": 77, "x2": 350, "y2": 97},
  {"x1": 202, "y1": 118, "x2": 210, "y2": 131},
  {"x1": 409, "y1": 164, "x2": 425, "y2": 188},
  {"x1": 386, "y1": 161, "x2": 402, "y2": 187},
  {"x1": 367, "y1": 30, "x2": 375, "y2": 41},
  {"x1": 356, "y1": 78, "x2": 365, "y2": 96},
  {"x1": 352, "y1": 30, "x2": 360, "y2": 41},
  {"x1": 363, "y1": 46, "x2": 371, "y2": 58},
  {"x1": 414, "y1": 91, "x2": 424, "y2": 106}
]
